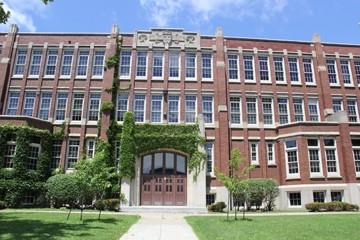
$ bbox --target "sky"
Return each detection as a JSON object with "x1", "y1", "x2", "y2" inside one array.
[{"x1": 1, "y1": 0, "x2": 360, "y2": 43}]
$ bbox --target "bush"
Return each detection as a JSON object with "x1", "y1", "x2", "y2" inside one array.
[
  {"x1": 0, "y1": 201, "x2": 7, "y2": 209},
  {"x1": 208, "y1": 202, "x2": 226, "y2": 212},
  {"x1": 45, "y1": 174, "x2": 79, "y2": 208},
  {"x1": 94, "y1": 200, "x2": 106, "y2": 211},
  {"x1": 103, "y1": 199, "x2": 120, "y2": 211},
  {"x1": 305, "y1": 202, "x2": 325, "y2": 212},
  {"x1": 305, "y1": 202, "x2": 359, "y2": 212}
]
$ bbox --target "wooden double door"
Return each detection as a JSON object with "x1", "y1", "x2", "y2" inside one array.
[{"x1": 141, "y1": 152, "x2": 187, "y2": 206}]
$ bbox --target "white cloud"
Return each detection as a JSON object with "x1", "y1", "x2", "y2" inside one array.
[
  {"x1": 0, "y1": 0, "x2": 47, "y2": 32},
  {"x1": 139, "y1": 0, "x2": 288, "y2": 27}
]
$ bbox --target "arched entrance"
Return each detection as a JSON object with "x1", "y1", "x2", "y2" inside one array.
[{"x1": 141, "y1": 151, "x2": 187, "y2": 206}]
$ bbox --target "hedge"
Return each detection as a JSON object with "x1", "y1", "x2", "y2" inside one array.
[{"x1": 305, "y1": 202, "x2": 359, "y2": 212}]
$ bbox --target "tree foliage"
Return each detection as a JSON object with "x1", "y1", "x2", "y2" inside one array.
[{"x1": 119, "y1": 112, "x2": 136, "y2": 179}]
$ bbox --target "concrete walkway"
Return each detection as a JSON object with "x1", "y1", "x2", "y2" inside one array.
[{"x1": 120, "y1": 213, "x2": 198, "y2": 240}]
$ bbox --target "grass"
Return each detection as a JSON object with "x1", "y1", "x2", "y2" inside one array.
[
  {"x1": 186, "y1": 214, "x2": 360, "y2": 240},
  {"x1": 0, "y1": 211, "x2": 139, "y2": 240}
]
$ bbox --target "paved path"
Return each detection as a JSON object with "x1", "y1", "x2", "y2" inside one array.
[{"x1": 120, "y1": 213, "x2": 198, "y2": 240}]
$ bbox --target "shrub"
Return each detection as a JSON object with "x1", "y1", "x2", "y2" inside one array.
[
  {"x1": 94, "y1": 200, "x2": 106, "y2": 211},
  {"x1": 305, "y1": 202, "x2": 359, "y2": 212},
  {"x1": 305, "y1": 202, "x2": 325, "y2": 212},
  {"x1": 101, "y1": 101, "x2": 114, "y2": 113},
  {"x1": 208, "y1": 202, "x2": 226, "y2": 212},
  {"x1": 45, "y1": 174, "x2": 79, "y2": 208},
  {"x1": 103, "y1": 199, "x2": 120, "y2": 211},
  {"x1": 0, "y1": 201, "x2": 7, "y2": 209}
]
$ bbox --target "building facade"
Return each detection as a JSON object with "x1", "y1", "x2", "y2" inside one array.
[{"x1": 1, "y1": 24, "x2": 360, "y2": 209}]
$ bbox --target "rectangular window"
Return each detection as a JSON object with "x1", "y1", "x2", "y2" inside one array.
[
  {"x1": 230, "y1": 96, "x2": 241, "y2": 124},
  {"x1": 313, "y1": 191, "x2": 326, "y2": 203},
  {"x1": 308, "y1": 139, "x2": 322, "y2": 175},
  {"x1": 136, "y1": 51, "x2": 147, "y2": 78},
  {"x1": 303, "y1": 58, "x2": 315, "y2": 84},
  {"x1": 51, "y1": 140, "x2": 62, "y2": 169},
  {"x1": 293, "y1": 98, "x2": 304, "y2": 122},
  {"x1": 285, "y1": 140, "x2": 299, "y2": 177},
  {"x1": 250, "y1": 142, "x2": 259, "y2": 165},
  {"x1": 28, "y1": 144, "x2": 40, "y2": 170},
  {"x1": 6, "y1": 91, "x2": 20, "y2": 115},
  {"x1": 246, "y1": 97, "x2": 257, "y2": 124},
  {"x1": 308, "y1": 98, "x2": 319, "y2": 122},
  {"x1": 152, "y1": 51, "x2": 163, "y2": 78},
  {"x1": 202, "y1": 96, "x2": 213, "y2": 124},
  {"x1": 206, "y1": 194, "x2": 216, "y2": 206},
  {"x1": 331, "y1": 191, "x2": 343, "y2": 202},
  {"x1": 273, "y1": 56, "x2": 286, "y2": 83},
  {"x1": 228, "y1": 54, "x2": 239, "y2": 80},
  {"x1": 71, "y1": 93, "x2": 84, "y2": 121},
  {"x1": 324, "y1": 138, "x2": 339, "y2": 175},
  {"x1": 259, "y1": 56, "x2": 270, "y2": 82},
  {"x1": 23, "y1": 91, "x2": 36, "y2": 116},
  {"x1": 14, "y1": 49, "x2": 27, "y2": 76},
  {"x1": 38, "y1": 92, "x2": 52, "y2": 120},
  {"x1": 29, "y1": 49, "x2": 42, "y2": 76},
  {"x1": 117, "y1": 94, "x2": 128, "y2": 122},
  {"x1": 289, "y1": 192, "x2": 301, "y2": 206},
  {"x1": 185, "y1": 52, "x2": 196, "y2": 79},
  {"x1": 88, "y1": 93, "x2": 101, "y2": 121},
  {"x1": 262, "y1": 97, "x2": 273, "y2": 125},
  {"x1": 134, "y1": 94, "x2": 146, "y2": 122},
  {"x1": 288, "y1": 57, "x2": 300, "y2": 83},
  {"x1": 244, "y1": 55, "x2": 255, "y2": 81},
  {"x1": 185, "y1": 95, "x2": 197, "y2": 123},
  {"x1": 278, "y1": 97, "x2": 289, "y2": 124},
  {"x1": 168, "y1": 95, "x2": 180, "y2": 123},
  {"x1": 352, "y1": 139, "x2": 360, "y2": 175},
  {"x1": 332, "y1": 98, "x2": 343, "y2": 113},
  {"x1": 55, "y1": 92, "x2": 68, "y2": 121},
  {"x1": 4, "y1": 142, "x2": 16, "y2": 168},
  {"x1": 44, "y1": 49, "x2": 58, "y2": 76},
  {"x1": 169, "y1": 52, "x2": 180, "y2": 79},
  {"x1": 86, "y1": 138, "x2": 96, "y2": 158},
  {"x1": 340, "y1": 59, "x2": 352, "y2": 86},
  {"x1": 347, "y1": 98, "x2": 359, "y2": 122},
  {"x1": 205, "y1": 141, "x2": 214, "y2": 174},
  {"x1": 120, "y1": 50, "x2": 131, "y2": 77},
  {"x1": 67, "y1": 138, "x2": 80, "y2": 169},
  {"x1": 201, "y1": 53, "x2": 212, "y2": 79},
  {"x1": 267, "y1": 142, "x2": 275, "y2": 165},
  {"x1": 355, "y1": 61, "x2": 360, "y2": 85},
  {"x1": 326, "y1": 59, "x2": 338, "y2": 85},
  {"x1": 151, "y1": 95, "x2": 163, "y2": 123},
  {"x1": 92, "y1": 49, "x2": 105, "y2": 77},
  {"x1": 60, "y1": 49, "x2": 74, "y2": 77},
  {"x1": 76, "y1": 49, "x2": 89, "y2": 77}
]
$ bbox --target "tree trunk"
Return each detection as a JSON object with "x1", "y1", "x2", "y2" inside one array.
[
  {"x1": 80, "y1": 207, "x2": 83, "y2": 221},
  {"x1": 98, "y1": 210, "x2": 102, "y2": 220},
  {"x1": 227, "y1": 191, "x2": 230, "y2": 221},
  {"x1": 67, "y1": 208, "x2": 72, "y2": 221},
  {"x1": 234, "y1": 203, "x2": 237, "y2": 220}
]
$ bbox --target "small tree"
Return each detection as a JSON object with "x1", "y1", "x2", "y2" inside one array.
[{"x1": 262, "y1": 179, "x2": 279, "y2": 211}]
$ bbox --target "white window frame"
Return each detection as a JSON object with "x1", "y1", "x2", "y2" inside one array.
[
  {"x1": 307, "y1": 139, "x2": 323, "y2": 178},
  {"x1": 71, "y1": 93, "x2": 84, "y2": 122},
  {"x1": 152, "y1": 51, "x2": 164, "y2": 80},
  {"x1": 332, "y1": 97, "x2": 343, "y2": 113},
  {"x1": 51, "y1": 140, "x2": 62, "y2": 169},
  {"x1": 60, "y1": 49, "x2": 74, "y2": 78},
  {"x1": 354, "y1": 60, "x2": 360, "y2": 86},
  {"x1": 38, "y1": 91, "x2": 52, "y2": 120},
  {"x1": 88, "y1": 92, "x2": 101, "y2": 122},
  {"x1": 267, "y1": 142, "x2": 276, "y2": 165},
  {"x1": 117, "y1": 93, "x2": 129, "y2": 122},
  {"x1": 76, "y1": 49, "x2": 89, "y2": 78},
  {"x1": 151, "y1": 94, "x2": 163, "y2": 123},
  {"x1": 347, "y1": 98, "x2": 359, "y2": 123},
  {"x1": 262, "y1": 97, "x2": 274, "y2": 126},
  {"x1": 274, "y1": 56, "x2": 286, "y2": 84},
  {"x1": 340, "y1": 59, "x2": 353, "y2": 87},
  {"x1": 4, "y1": 141, "x2": 16, "y2": 168},
  {"x1": 185, "y1": 52, "x2": 196, "y2": 81},
  {"x1": 228, "y1": 54, "x2": 240, "y2": 82},
  {"x1": 169, "y1": 51, "x2": 180, "y2": 80},
  {"x1": 250, "y1": 142, "x2": 259, "y2": 165},
  {"x1": 285, "y1": 139, "x2": 300, "y2": 179},
  {"x1": 28, "y1": 49, "x2": 42, "y2": 77},
  {"x1": 6, "y1": 91, "x2": 20, "y2": 115},
  {"x1": 13, "y1": 48, "x2": 27, "y2": 77},
  {"x1": 44, "y1": 49, "x2": 58, "y2": 78},
  {"x1": 168, "y1": 95, "x2": 180, "y2": 123},
  {"x1": 246, "y1": 97, "x2": 258, "y2": 125},
  {"x1": 23, "y1": 91, "x2": 36, "y2": 116},
  {"x1": 230, "y1": 96, "x2": 242, "y2": 125},
  {"x1": 303, "y1": 57, "x2": 316, "y2": 85},
  {"x1": 288, "y1": 192, "x2": 302, "y2": 208},
  {"x1": 66, "y1": 138, "x2": 80, "y2": 169},
  {"x1": 202, "y1": 95, "x2": 214, "y2": 125},
  {"x1": 120, "y1": 49, "x2": 132, "y2": 79},
  {"x1": 133, "y1": 94, "x2": 146, "y2": 123},
  {"x1": 205, "y1": 141, "x2": 214, "y2": 176},
  {"x1": 308, "y1": 98, "x2": 320, "y2": 122},
  {"x1": 313, "y1": 191, "x2": 326, "y2": 203},
  {"x1": 326, "y1": 58, "x2": 339, "y2": 86},
  {"x1": 293, "y1": 98, "x2": 305, "y2": 122},
  {"x1": 244, "y1": 55, "x2": 256, "y2": 83},
  {"x1": 201, "y1": 52, "x2": 213, "y2": 81},
  {"x1": 92, "y1": 49, "x2": 105, "y2": 78},
  {"x1": 86, "y1": 138, "x2": 96, "y2": 158},
  {"x1": 136, "y1": 50, "x2": 147, "y2": 79},
  {"x1": 185, "y1": 95, "x2": 197, "y2": 123},
  {"x1": 28, "y1": 143, "x2": 41, "y2": 170},
  {"x1": 351, "y1": 139, "x2": 360, "y2": 177},
  {"x1": 324, "y1": 138, "x2": 340, "y2": 177},
  {"x1": 55, "y1": 92, "x2": 68, "y2": 122},
  {"x1": 259, "y1": 55, "x2": 271, "y2": 83},
  {"x1": 288, "y1": 56, "x2": 301, "y2": 85},
  {"x1": 278, "y1": 97, "x2": 290, "y2": 125}
]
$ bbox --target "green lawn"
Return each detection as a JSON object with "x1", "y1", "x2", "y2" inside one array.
[
  {"x1": 186, "y1": 214, "x2": 360, "y2": 240},
  {"x1": 0, "y1": 211, "x2": 139, "y2": 240}
]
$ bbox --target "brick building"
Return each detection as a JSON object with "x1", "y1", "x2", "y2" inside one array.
[{"x1": 1, "y1": 24, "x2": 360, "y2": 209}]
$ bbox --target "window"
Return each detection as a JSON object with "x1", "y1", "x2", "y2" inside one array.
[
  {"x1": 246, "y1": 97, "x2": 257, "y2": 124},
  {"x1": 308, "y1": 98, "x2": 319, "y2": 122},
  {"x1": 44, "y1": 49, "x2": 58, "y2": 76},
  {"x1": 285, "y1": 140, "x2": 299, "y2": 178},
  {"x1": 4, "y1": 142, "x2": 16, "y2": 168},
  {"x1": 6, "y1": 91, "x2": 20, "y2": 115},
  {"x1": 71, "y1": 93, "x2": 84, "y2": 121},
  {"x1": 60, "y1": 49, "x2": 74, "y2": 77},
  {"x1": 169, "y1": 52, "x2": 180, "y2": 79},
  {"x1": 38, "y1": 92, "x2": 52, "y2": 120},
  {"x1": 168, "y1": 95, "x2": 180, "y2": 123},
  {"x1": 228, "y1": 54, "x2": 239, "y2": 80},
  {"x1": 278, "y1": 98, "x2": 289, "y2": 124},
  {"x1": 340, "y1": 59, "x2": 352, "y2": 86},
  {"x1": 152, "y1": 51, "x2": 163, "y2": 78},
  {"x1": 76, "y1": 49, "x2": 89, "y2": 77},
  {"x1": 326, "y1": 59, "x2": 338, "y2": 85},
  {"x1": 92, "y1": 49, "x2": 105, "y2": 77},
  {"x1": 230, "y1": 96, "x2": 241, "y2": 124},
  {"x1": 250, "y1": 142, "x2": 259, "y2": 165},
  {"x1": 86, "y1": 138, "x2": 96, "y2": 158},
  {"x1": 134, "y1": 94, "x2": 146, "y2": 122},
  {"x1": 259, "y1": 56, "x2": 270, "y2": 82},
  {"x1": 355, "y1": 61, "x2": 360, "y2": 85},
  {"x1": 117, "y1": 94, "x2": 128, "y2": 122},
  {"x1": 347, "y1": 98, "x2": 359, "y2": 122},
  {"x1": 262, "y1": 97, "x2": 273, "y2": 125},
  {"x1": 331, "y1": 191, "x2": 343, "y2": 202},
  {"x1": 288, "y1": 57, "x2": 300, "y2": 83},
  {"x1": 324, "y1": 139, "x2": 339, "y2": 175},
  {"x1": 244, "y1": 55, "x2": 255, "y2": 81},
  {"x1": 351, "y1": 139, "x2": 360, "y2": 175},
  {"x1": 185, "y1": 95, "x2": 197, "y2": 123},
  {"x1": 202, "y1": 96, "x2": 213, "y2": 124},
  {"x1": 201, "y1": 53, "x2": 212, "y2": 79},
  {"x1": 185, "y1": 52, "x2": 196, "y2": 79},
  {"x1": 332, "y1": 98, "x2": 343, "y2": 113},
  {"x1": 293, "y1": 98, "x2": 304, "y2": 122},
  {"x1": 307, "y1": 139, "x2": 322, "y2": 175},
  {"x1": 55, "y1": 92, "x2": 68, "y2": 121},
  {"x1": 23, "y1": 91, "x2": 36, "y2": 116},
  {"x1": 205, "y1": 142, "x2": 214, "y2": 174},
  {"x1": 136, "y1": 51, "x2": 147, "y2": 78},
  {"x1": 151, "y1": 95, "x2": 163, "y2": 123},
  {"x1": 51, "y1": 140, "x2": 62, "y2": 169},
  {"x1": 120, "y1": 50, "x2": 131, "y2": 77},
  {"x1": 206, "y1": 194, "x2": 216, "y2": 206},
  {"x1": 289, "y1": 192, "x2": 301, "y2": 206},
  {"x1": 303, "y1": 58, "x2": 315, "y2": 84},
  {"x1": 28, "y1": 144, "x2": 40, "y2": 170},
  {"x1": 67, "y1": 138, "x2": 80, "y2": 169},
  {"x1": 313, "y1": 191, "x2": 326, "y2": 203},
  {"x1": 29, "y1": 49, "x2": 42, "y2": 76},
  {"x1": 13, "y1": 49, "x2": 27, "y2": 76},
  {"x1": 267, "y1": 142, "x2": 275, "y2": 165},
  {"x1": 273, "y1": 56, "x2": 286, "y2": 83},
  {"x1": 88, "y1": 93, "x2": 101, "y2": 121}
]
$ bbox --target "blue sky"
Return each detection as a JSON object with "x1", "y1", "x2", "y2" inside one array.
[{"x1": 1, "y1": 0, "x2": 360, "y2": 43}]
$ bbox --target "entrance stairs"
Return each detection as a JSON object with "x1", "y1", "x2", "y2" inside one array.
[{"x1": 120, "y1": 206, "x2": 208, "y2": 214}]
